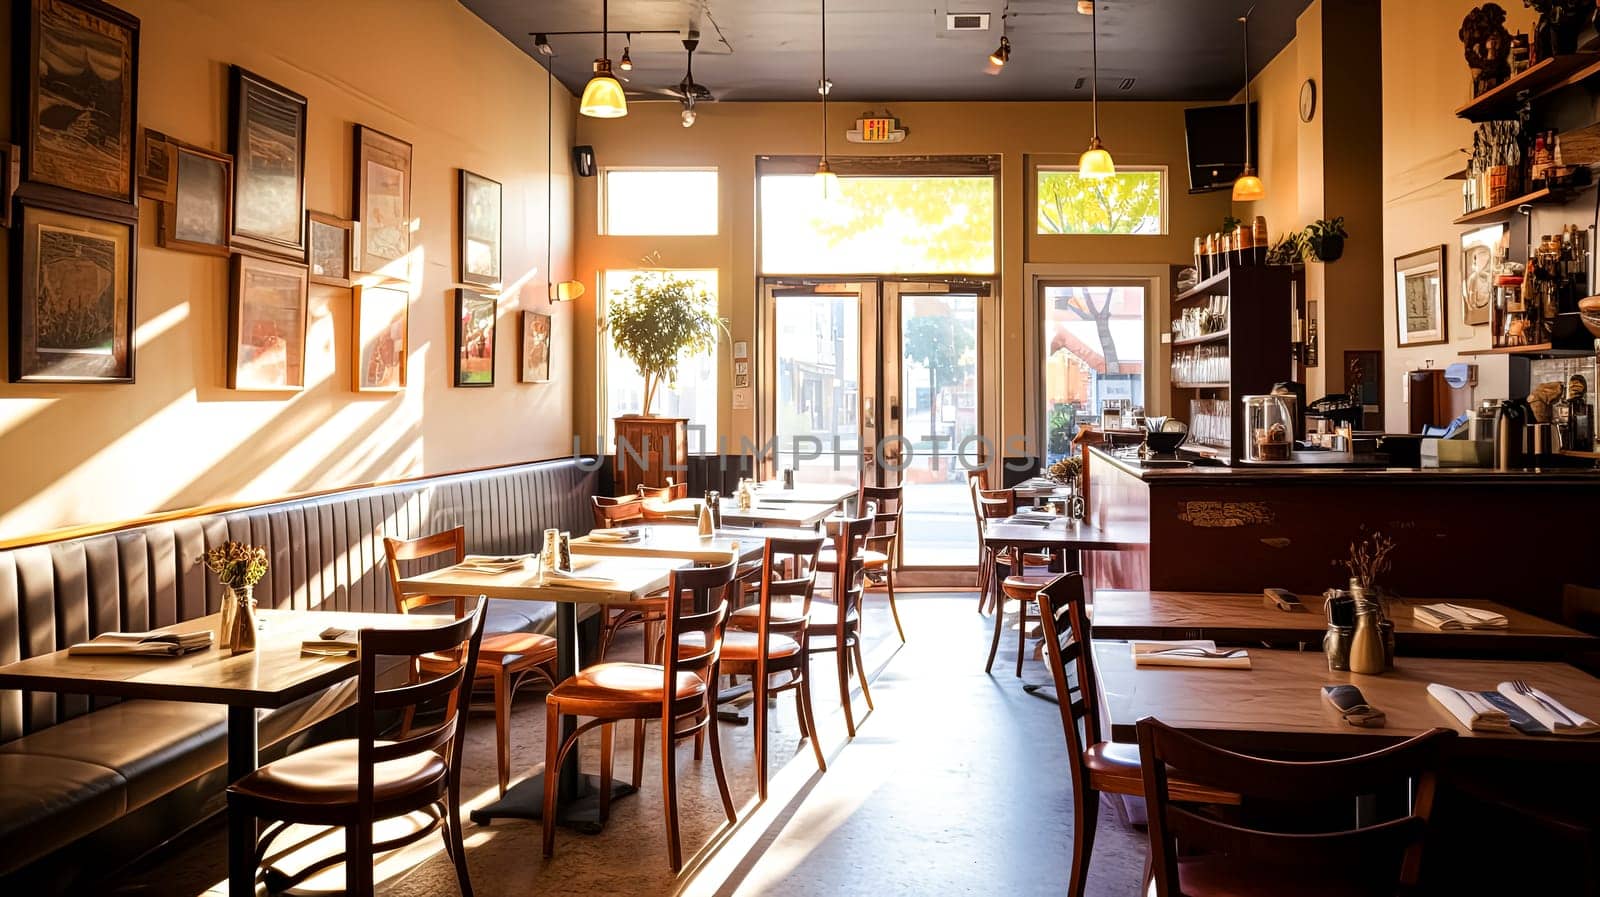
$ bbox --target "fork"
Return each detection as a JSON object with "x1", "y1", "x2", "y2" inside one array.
[
  {"x1": 1510, "y1": 679, "x2": 1576, "y2": 727},
  {"x1": 1146, "y1": 647, "x2": 1247, "y2": 659}
]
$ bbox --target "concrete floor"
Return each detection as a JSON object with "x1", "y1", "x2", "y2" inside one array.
[{"x1": 113, "y1": 593, "x2": 1146, "y2": 897}]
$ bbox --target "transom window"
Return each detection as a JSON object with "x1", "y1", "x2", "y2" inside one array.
[
  {"x1": 1035, "y1": 166, "x2": 1167, "y2": 235},
  {"x1": 602, "y1": 168, "x2": 718, "y2": 236}
]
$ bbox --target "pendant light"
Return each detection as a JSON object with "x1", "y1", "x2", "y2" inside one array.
[
  {"x1": 814, "y1": 0, "x2": 839, "y2": 196},
  {"x1": 547, "y1": 62, "x2": 584, "y2": 302},
  {"x1": 1078, "y1": 2, "x2": 1115, "y2": 178},
  {"x1": 1231, "y1": 8, "x2": 1264, "y2": 201},
  {"x1": 580, "y1": 0, "x2": 627, "y2": 119}
]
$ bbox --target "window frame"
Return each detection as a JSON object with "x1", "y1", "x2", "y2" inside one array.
[
  {"x1": 1032, "y1": 164, "x2": 1169, "y2": 237},
  {"x1": 599, "y1": 267, "x2": 721, "y2": 452},
  {"x1": 599, "y1": 166, "x2": 720, "y2": 236},
  {"x1": 1034, "y1": 276, "x2": 1154, "y2": 456}
]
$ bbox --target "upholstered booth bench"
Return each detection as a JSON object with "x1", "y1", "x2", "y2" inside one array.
[{"x1": 0, "y1": 457, "x2": 600, "y2": 894}]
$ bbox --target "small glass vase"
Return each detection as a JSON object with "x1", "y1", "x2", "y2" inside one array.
[{"x1": 223, "y1": 584, "x2": 258, "y2": 653}]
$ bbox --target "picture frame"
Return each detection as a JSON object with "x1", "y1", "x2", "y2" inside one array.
[
  {"x1": 228, "y1": 253, "x2": 308, "y2": 391},
  {"x1": 158, "y1": 141, "x2": 232, "y2": 256},
  {"x1": 137, "y1": 127, "x2": 174, "y2": 202},
  {"x1": 1394, "y1": 245, "x2": 1447, "y2": 348},
  {"x1": 521, "y1": 310, "x2": 552, "y2": 383},
  {"x1": 9, "y1": 199, "x2": 136, "y2": 383},
  {"x1": 1459, "y1": 223, "x2": 1504, "y2": 328},
  {"x1": 306, "y1": 211, "x2": 354, "y2": 288},
  {"x1": 353, "y1": 282, "x2": 409, "y2": 391},
  {"x1": 0, "y1": 143, "x2": 20, "y2": 228},
  {"x1": 353, "y1": 125, "x2": 412, "y2": 278},
  {"x1": 15, "y1": 0, "x2": 140, "y2": 215},
  {"x1": 458, "y1": 169, "x2": 502, "y2": 287},
  {"x1": 229, "y1": 66, "x2": 307, "y2": 260},
  {"x1": 454, "y1": 289, "x2": 496, "y2": 387}
]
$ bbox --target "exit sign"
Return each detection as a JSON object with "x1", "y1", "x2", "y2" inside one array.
[{"x1": 846, "y1": 113, "x2": 906, "y2": 144}]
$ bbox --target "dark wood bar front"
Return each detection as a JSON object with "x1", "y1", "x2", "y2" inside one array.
[{"x1": 1086, "y1": 446, "x2": 1600, "y2": 618}]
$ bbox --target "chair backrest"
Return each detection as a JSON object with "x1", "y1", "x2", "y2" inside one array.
[
  {"x1": 663, "y1": 559, "x2": 736, "y2": 708},
  {"x1": 593, "y1": 494, "x2": 644, "y2": 528},
  {"x1": 383, "y1": 527, "x2": 467, "y2": 616},
  {"x1": 637, "y1": 479, "x2": 688, "y2": 502},
  {"x1": 965, "y1": 467, "x2": 990, "y2": 491},
  {"x1": 1138, "y1": 718, "x2": 1453, "y2": 897},
  {"x1": 858, "y1": 484, "x2": 902, "y2": 555},
  {"x1": 356, "y1": 596, "x2": 487, "y2": 811},
  {"x1": 758, "y1": 535, "x2": 825, "y2": 635},
  {"x1": 976, "y1": 487, "x2": 1016, "y2": 520},
  {"x1": 828, "y1": 515, "x2": 873, "y2": 624},
  {"x1": 1035, "y1": 574, "x2": 1102, "y2": 784}
]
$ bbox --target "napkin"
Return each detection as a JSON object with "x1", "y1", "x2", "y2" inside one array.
[
  {"x1": 1496, "y1": 682, "x2": 1600, "y2": 736},
  {"x1": 1427, "y1": 683, "x2": 1515, "y2": 733},
  {"x1": 587, "y1": 528, "x2": 641, "y2": 543},
  {"x1": 1131, "y1": 639, "x2": 1251, "y2": 669},
  {"x1": 457, "y1": 555, "x2": 531, "y2": 574},
  {"x1": 545, "y1": 568, "x2": 620, "y2": 589},
  {"x1": 1414, "y1": 603, "x2": 1509, "y2": 631}
]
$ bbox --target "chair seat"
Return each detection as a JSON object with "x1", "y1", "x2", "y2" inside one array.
[
  {"x1": 1166, "y1": 857, "x2": 1386, "y2": 897},
  {"x1": 422, "y1": 631, "x2": 557, "y2": 673},
  {"x1": 1085, "y1": 742, "x2": 1237, "y2": 804},
  {"x1": 730, "y1": 599, "x2": 856, "y2": 630},
  {"x1": 817, "y1": 548, "x2": 890, "y2": 571},
  {"x1": 228, "y1": 739, "x2": 446, "y2": 807},
  {"x1": 548, "y1": 662, "x2": 706, "y2": 712},
  {"x1": 679, "y1": 628, "x2": 802, "y2": 661},
  {"x1": 1001, "y1": 573, "x2": 1057, "y2": 601}
]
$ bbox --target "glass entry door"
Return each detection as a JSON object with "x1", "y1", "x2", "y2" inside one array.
[{"x1": 767, "y1": 281, "x2": 876, "y2": 486}]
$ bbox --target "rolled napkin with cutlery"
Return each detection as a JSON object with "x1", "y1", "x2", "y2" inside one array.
[
  {"x1": 1413, "y1": 603, "x2": 1509, "y2": 631},
  {"x1": 1497, "y1": 681, "x2": 1600, "y2": 736},
  {"x1": 1131, "y1": 639, "x2": 1251, "y2": 669},
  {"x1": 544, "y1": 568, "x2": 620, "y2": 589},
  {"x1": 1427, "y1": 683, "x2": 1521, "y2": 733},
  {"x1": 456, "y1": 555, "x2": 532, "y2": 574},
  {"x1": 587, "y1": 527, "x2": 642, "y2": 543}
]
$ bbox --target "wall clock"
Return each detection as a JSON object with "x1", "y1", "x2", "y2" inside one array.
[{"x1": 1299, "y1": 78, "x2": 1317, "y2": 123}]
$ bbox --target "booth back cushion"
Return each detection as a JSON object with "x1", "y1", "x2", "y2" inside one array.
[{"x1": 0, "y1": 458, "x2": 599, "y2": 741}]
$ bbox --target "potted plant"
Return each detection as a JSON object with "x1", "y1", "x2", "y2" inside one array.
[
  {"x1": 1265, "y1": 231, "x2": 1305, "y2": 266},
  {"x1": 603, "y1": 268, "x2": 723, "y2": 416},
  {"x1": 1301, "y1": 217, "x2": 1347, "y2": 263}
]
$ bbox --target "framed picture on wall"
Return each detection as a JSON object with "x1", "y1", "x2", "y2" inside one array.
[
  {"x1": 1394, "y1": 245, "x2": 1447, "y2": 348},
  {"x1": 353, "y1": 283, "x2": 409, "y2": 391},
  {"x1": 1459, "y1": 223, "x2": 1503, "y2": 328},
  {"x1": 353, "y1": 125, "x2": 412, "y2": 278},
  {"x1": 136, "y1": 127, "x2": 175, "y2": 202},
  {"x1": 0, "y1": 143, "x2": 20, "y2": 228},
  {"x1": 228, "y1": 253, "x2": 308, "y2": 391},
  {"x1": 17, "y1": 0, "x2": 140, "y2": 214},
  {"x1": 521, "y1": 310, "x2": 551, "y2": 383},
  {"x1": 9, "y1": 200, "x2": 136, "y2": 382},
  {"x1": 454, "y1": 289, "x2": 496, "y2": 387},
  {"x1": 158, "y1": 142, "x2": 232, "y2": 256},
  {"x1": 229, "y1": 66, "x2": 307, "y2": 260},
  {"x1": 306, "y1": 211, "x2": 354, "y2": 287},
  {"x1": 459, "y1": 169, "x2": 502, "y2": 287}
]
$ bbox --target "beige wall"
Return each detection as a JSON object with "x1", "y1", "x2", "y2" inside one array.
[
  {"x1": 574, "y1": 100, "x2": 1233, "y2": 453},
  {"x1": 0, "y1": 0, "x2": 577, "y2": 540}
]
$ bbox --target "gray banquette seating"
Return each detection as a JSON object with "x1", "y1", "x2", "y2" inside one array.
[{"x1": 0, "y1": 457, "x2": 599, "y2": 893}]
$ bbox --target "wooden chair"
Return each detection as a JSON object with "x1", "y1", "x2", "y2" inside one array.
[
  {"x1": 383, "y1": 529, "x2": 556, "y2": 796},
  {"x1": 228, "y1": 597, "x2": 487, "y2": 897},
  {"x1": 1035, "y1": 574, "x2": 1237, "y2": 897},
  {"x1": 975, "y1": 487, "x2": 1051, "y2": 616},
  {"x1": 818, "y1": 484, "x2": 906, "y2": 642},
  {"x1": 542, "y1": 560, "x2": 738, "y2": 871},
  {"x1": 592, "y1": 494, "x2": 644, "y2": 528},
  {"x1": 695, "y1": 535, "x2": 828, "y2": 799},
  {"x1": 1138, "y1": 717, "x2": 1453, "y2": 897},
  {"x1": 966, "y1": 470, "x2": 991, "y2": 609},
  {"x1": 591, "y1": 496, "x2": 672, "y2": 660},
  {"x1": 637, "y1": 479, "x2": 689, "y2": 501},
  {"x1": 638, "y1": 480, "x2": 696, "y2": 524},
  {"x1": 809, "y1": 515, "x2": 874, "y2": 738}
]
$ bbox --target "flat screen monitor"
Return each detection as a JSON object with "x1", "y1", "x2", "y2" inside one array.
[{"x1": 1184, "y1": 102, "x2": 1258, "y2": 193}]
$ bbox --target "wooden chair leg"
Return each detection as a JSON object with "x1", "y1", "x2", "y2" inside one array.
[
  {"x1": 632, "y1": 719, "x2": 646, "y2": 789},
  {"x1": 985, "y1": 591, "x2": 1007, "y2": 673},
  {"x1": 541, "y1": 702, "x2": 560, "y2": 858},
  {"x1": 346, "y1": 823, "x2": 374, "y2": 897},
  {"x1": 754, "y1": 668, "x2": 769, "y2": 801},
  {"x1": 445, "y1": 795, "x2": 475, "y2": 897},
  {"x1": 885, "y1": 566, "x2": 905, "y2": 641},
  {"x1": 661, "y1": 712, "x2": 683, "y2": 872},
  {"x1": 851, "y1": 639, "x2": 874, "y2": 711},
  {"x1": 1068, "y1": 787, "x2": 1101, "y2": 897},
  {"x1": 834, "y1": 648, "x2": 857, "y2": 738},
  {"x1": 599, "y1": 723, "x2": 614, "y2": 824},
  {"x1": 493, "y1": 668, "x2": 511, "y2": 796},
  {"x1": 707, "y1": 707, "x2": 737, "y2": 822},
  {"x1": 797, "y1": 673, "x2": 827, "y2": 773},
  {"x1": 1016, "y1": 602, "x2": 1030, "y2": 678}
]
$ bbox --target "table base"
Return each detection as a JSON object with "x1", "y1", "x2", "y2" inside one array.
[{"x1": 469, "y1": 773, "x2": 637, "y2": 832}]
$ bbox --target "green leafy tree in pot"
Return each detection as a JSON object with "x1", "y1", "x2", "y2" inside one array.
[
  {"x1": 1301, "y1": 217, "x2": 1348, "y2": 263},
  {"x1": 603, "y1": 268, "x2": 723, "y2": 416}
]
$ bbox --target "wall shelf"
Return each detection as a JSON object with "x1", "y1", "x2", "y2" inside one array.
[
  {"x1": 1172, "y1": 381, "x2": 1230, "y2": 389},
  {"x1": 1456, "y1": 54, "x2": 1600, "y2": 122},
  {"x1": 1171, "y1": 330, "x2": 1230, "y2": 347},
  {"x1": 1457, "y1": 342, "x2": 1594, "y2": 358},
  {"x1": 1175, "y1": 268, "x2": 1231, "y2": 303},
  {"x1": 1451, "y1": 187, "x2": 1562, "y2": 225}
]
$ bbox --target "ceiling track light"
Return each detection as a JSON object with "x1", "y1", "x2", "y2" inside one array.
[
  {"x1": 534, "y1": 33, "x2": 554, "y2": 56},
  {"x1": 1232, "y1": 7, "x2": 1264, "y2": 202},
  {"x1": 989, "y1": 35, "x2": 1011, "y2": 68},
  {"x1": 1077, "y1": 1, "x2": 1094, "y2": 14},
  {"x1": 1078, "y1": 1, "x2": 1114, "y2": 178},
  {"x1": 619, "y1": 35, "x2": 633, "y2": 71},
  {"x1": 579, "y1": 0, "x2": 628, "y2": 118}
]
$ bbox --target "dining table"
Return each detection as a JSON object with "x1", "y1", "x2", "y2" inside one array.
[
  {"x1": 1094, "y1": 641, "x2": 1600, "y2": 762},
  {"x1": 1090, "y1": 590, "x2": 1598, "y2": 659},
  {"x1": 641, "y1": 495, "x2": 840, "y2": 529},
  {"x1": 396, "y1": 553, "x2": 687, "y2": 830},
  {"x1": 0, "y1": 608, "x2": 445, "y2": 897},
  {"x1": 571, "y1": 523, "x2": 824, "y2": 562},
  {"x1": 749, "y1": 479, "x2": 858, "y2": 510}
]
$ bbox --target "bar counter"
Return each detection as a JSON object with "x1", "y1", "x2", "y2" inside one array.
[{"x1": 1084, "y1": 445, "x2": 1600, "y2": 618}]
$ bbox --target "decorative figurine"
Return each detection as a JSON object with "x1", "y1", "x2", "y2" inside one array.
[{"x1": 1461, "y1": 4, "x2": 1511, "y2": 95}]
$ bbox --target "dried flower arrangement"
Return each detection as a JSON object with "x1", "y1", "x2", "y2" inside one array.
[
  {"x1": 1047, "y1": 455, "x2": 1082, "y2": 485},
  {"x1": 1341, "y1": 531, "x2": 1396, "y2": 590},
  {"x1": 205, "y1": 542, "x2": 269, "y2": 589}
]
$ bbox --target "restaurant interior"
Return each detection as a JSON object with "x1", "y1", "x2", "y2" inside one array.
[{"x1": 4, "y1": 0, "x2": 1600, "y2": 895}]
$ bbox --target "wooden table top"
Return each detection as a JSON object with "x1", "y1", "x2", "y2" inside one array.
[
  {"x1": 571, "y1": 524, "x2": 823, "y2": 563},
  {"x1": 719, "y1": 501, "x2": 838, "y2": 528},
  {"x1": 1095, "y1": 641, "x2": 1600, "y2": 760},
  {"x1": 1012, "y1": 477, "x2": 1074, "y2": 499},
  {"x1": 398, "y1": 554, "x2": 681, "y2": 605},
  {"x1": 1091, "y1": 590, "x2": 1597, "y2": 656},
  {"x1": 750, "y1": 480, "x2": 857, "y2": 505},
  {"x1": 0, "y1": 610, "x2": 442, "y2": 707},
  {"x1": 982, "y1": 515, "x2": 1147, "y2": 551}
]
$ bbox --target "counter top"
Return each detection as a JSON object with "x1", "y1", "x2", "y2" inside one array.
[{"x1": 1088, "y1": 445, "x2": 1600, "y2": 485}]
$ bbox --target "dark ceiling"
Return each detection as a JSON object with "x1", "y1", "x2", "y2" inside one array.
[{"x1": 459, "y1": 0, "x2": 1313, "y2": 103}]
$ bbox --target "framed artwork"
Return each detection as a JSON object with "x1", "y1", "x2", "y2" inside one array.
[
  {"x1": 454, "y1": 289, "x2": 496, "y2": 387},
  {"x1": 16, "y1": 0, "x2": 140, "y2": 213},
  {"x1": 353, "y1": 126, "x2": 412, "y2": 278},
  {"x1": 1460, "y1": 223, "x2": 1504, "y2": 328},
  {"x1": 158, "y1": 142, "x2": 231, "y2": 256},
  {"x1": 353, "y1": 283, "x2": 408, "y2": 391},
  {"x1": 521, "y1": 310, "x2": 551, "y2": 383},
  {"x1": 459, "y1": 169, "x2": 501, "y2": 286},
  {"x1": 1394, "y1": 245, "x2": 1447, "y2": 348},
  {"x1": 229, "y1": 66, "x2": 307, "y2": 259},
  {"x1": 8, "y1": 201, "x2": 135, "y2": 383},
  {"x1": 0, "y1": 143, "x2": 19, "y2": 228},
  {"x1": 227, "y1": 254, "x2": 307, "y2": 391},
  {"x1": 136, "y1": 127, "x2": 173, "y2": 201},
  {"x1": 307, "y1": 211, "x2": 353, "y2": 287}
]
